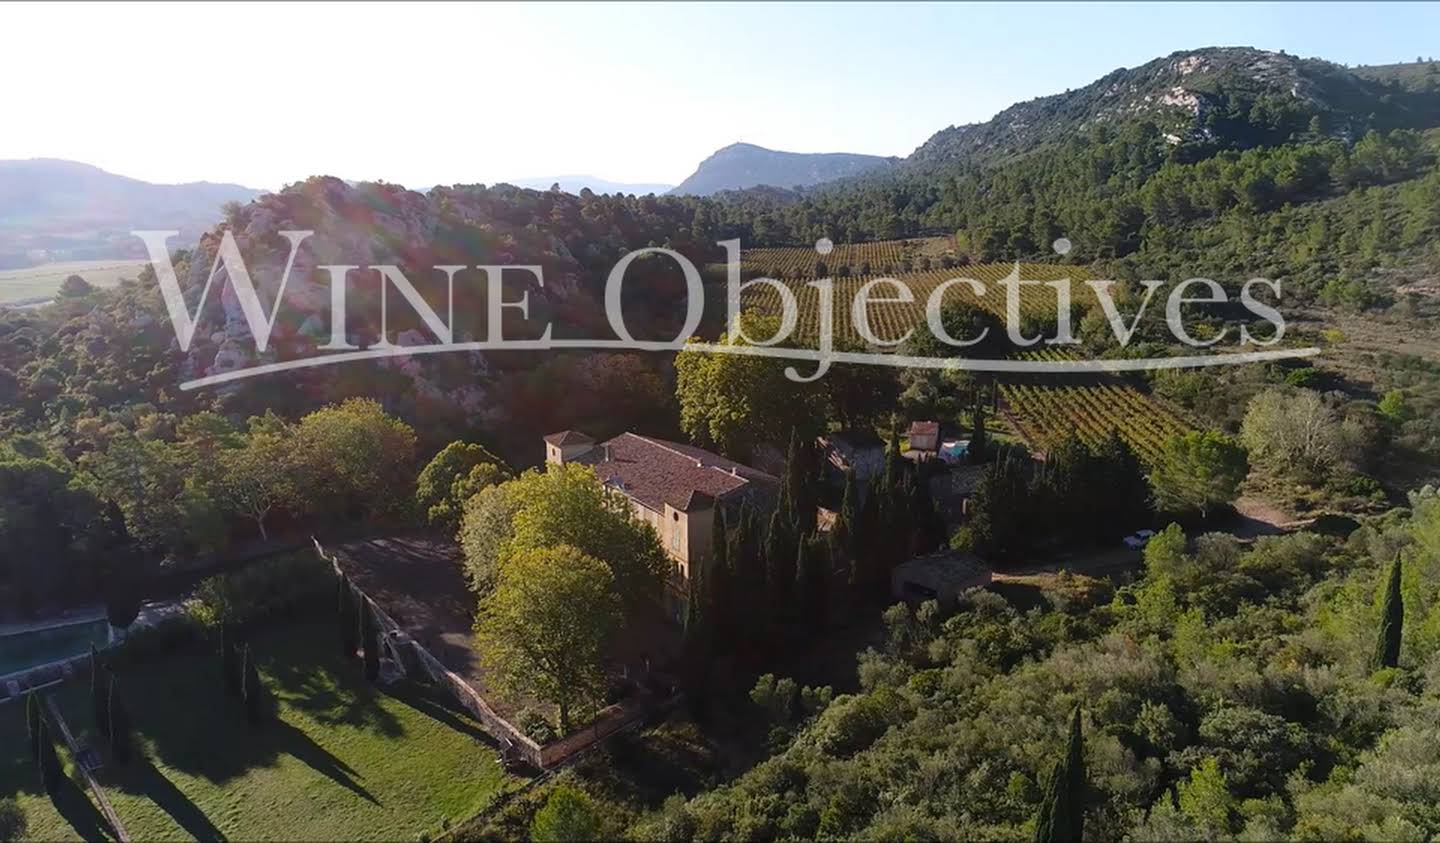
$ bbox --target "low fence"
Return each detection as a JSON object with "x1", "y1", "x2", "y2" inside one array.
[
  {"x1": 312, "y1": 538, "x2": 657, "y2": 770},
  {"x1": 44, "y1": 694, "x2": 131, "y2": 842}
]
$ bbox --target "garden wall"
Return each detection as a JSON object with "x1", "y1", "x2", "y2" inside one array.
[{"x1": 313, "y1": 538, "x2": 652, "y2": 769}]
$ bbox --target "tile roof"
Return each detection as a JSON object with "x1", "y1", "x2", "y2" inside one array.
[
  {"x1": 544, "y1": 430, "x2": 595, "y2": 447},
  {"x1": 577, "y1": 433, "x2": 776, "y2": 513},
  {"x1": 908, "y1": 421, "x2": 941, "y2": 451}
]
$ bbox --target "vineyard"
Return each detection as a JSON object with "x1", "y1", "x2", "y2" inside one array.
[
  {"x1": 739, "y1": 262, "x2": 1098, "y2": 347},
  {"x1": 740, "y1": 238, "x2": 949, "y2": 279},
  {"x1": 998, "y1": 351, "x2": 1194, "y2": 464}
]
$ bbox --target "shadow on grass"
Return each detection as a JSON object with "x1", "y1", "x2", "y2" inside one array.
[
  {"x1": 51, "y1": 773, "x2": 116, "y2": 842},
  {"x1": 134, "y1": 621, "x2": 405, "y2": 783},
  {"x1": 262, "y1": 651, "x2": 404, "y2": 739},
  {"x1": 108, "y1": 757, "x2": 226, "y2": 842},
  {"x1": 384, "y1": 681, "x2": 496, "y2": 747},
  {"x1": 274, "y1": 718, "x2": 379, "y2": 805}
]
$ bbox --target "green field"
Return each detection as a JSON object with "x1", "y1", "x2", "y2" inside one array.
[
  {"x1": 0, "y1": 617, "x2": 516, "y2": 841},
  {"x1": 0, "y1": 260, "x2": 150, "y2": 305}
]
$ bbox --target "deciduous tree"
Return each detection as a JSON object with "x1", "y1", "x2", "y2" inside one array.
[{"x1": 476, "y1": 545, "x2": 620, "y2": 734}]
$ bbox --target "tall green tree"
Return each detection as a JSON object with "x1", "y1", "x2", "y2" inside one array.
[
  {"x1": 1034, "y1": 706, "x2": 1087, "y2": 843},
  {"x1": 765, "y1": 507, "x2": 798, "y2": 630},
  {"x1": 108, "y1": 675, "x2": 131, "y2": 765},
  {"x1": 221, "y1": 622, "x2": 241, "y2": 697},
  {"x1": 477, "y1": 545, "x2": 620, "y2": 734},
  {"x1": 796, "y1": 534, "x2": 830, "y2": 629},
  {"x1": 242, "y1": 646, "x2": 265, "y2": 725},
  {"x1": 491, "y1": 463, "x2": 669, "y2": 613},
  {"x1": 830, "y1": 469, "x2": 859, "y2": 583},
  {"x1": 674, "y1": 323, "x2": 825, "y2": 459},
  {"x1": 361, "y1": 600, "x2": 381, "y2": 682},
  {"x1": 36, "y1": 714, "x2": 61, "y2": 793},
  {"x1": 415, "y1": 441, "x2": 509, "y2": 531},
  {"x1": 1150, "y1": 431, "x2": 1249, "y2": 520},
  {"x1": 90, "y1": 645, "x2": 111, "y2": 738},
  {"x1": 26, "y1": 692, "x2": 41, "y2": 764},
  {"x1": 337, "y1": 576, "x2": 357, "y2": 661},
  {"x1": 1373, "y1": 555, "x2": 1404, "y2": 670}
]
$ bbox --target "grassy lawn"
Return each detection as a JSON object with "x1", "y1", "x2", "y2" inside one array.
[
  {"x1": 0, "y1": 260, "x2": 149, "y2": 304},
  {"x1": 1, "y1": 616, "x2": 517, "y2": 841}
]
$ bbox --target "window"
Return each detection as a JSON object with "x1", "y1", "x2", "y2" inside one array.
[{"x1": 671, "y1": 524, "x2": 681, "y2": 550}]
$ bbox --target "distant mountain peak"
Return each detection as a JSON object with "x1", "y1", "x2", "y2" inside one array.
[{"x1": 670, "y1": 143, "x2": 898, "y2": 196}]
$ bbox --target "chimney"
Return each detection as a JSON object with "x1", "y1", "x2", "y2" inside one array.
[
  {"x1": 602, "y1": 443, "x2": 612, "y2": 462},
  {"x1": 731, "y1": 466, "x2": 739, "y2": 477}
]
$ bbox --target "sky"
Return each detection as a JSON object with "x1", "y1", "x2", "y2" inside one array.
[{"x1": 3, "y1": 1, "x2": 1437, "y2": 191}]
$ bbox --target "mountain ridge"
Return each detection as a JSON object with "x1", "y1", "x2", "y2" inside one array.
[
  {"x1": 0, "y1": 158, "x2": 263, "y2": 268},
  {"x1": 670, "y1": 142, "x2": 898, "y2": 195}
]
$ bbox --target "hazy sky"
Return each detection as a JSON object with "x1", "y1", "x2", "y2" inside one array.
[{"x1": 3, "y1": 1, "x2": 1437, "y2": 190}]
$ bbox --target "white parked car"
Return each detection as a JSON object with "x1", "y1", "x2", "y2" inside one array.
[{"x1": 1123, "y1": 529, "x2": 1156, "y2": 550}]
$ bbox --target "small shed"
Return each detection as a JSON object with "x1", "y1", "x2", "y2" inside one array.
[
  {"x1": 907, "y1": 421, "x2": 940, "y2": 456},
  {"x1": 891, "y1": 551, "x2": 991, "y2": 606}
]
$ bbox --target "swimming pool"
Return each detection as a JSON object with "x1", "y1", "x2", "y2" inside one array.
[{"x1": 0, "y1": 618, "x2": 112, "y2": 678}]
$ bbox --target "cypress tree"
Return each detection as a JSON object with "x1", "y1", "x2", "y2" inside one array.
[
  {"x1": 338, "y1": 574, "x2": 358, "y2": 660},
  {"x1": 795, "y1": 534, "x2": 829, "y2": 629},
  {"x1": 26, "y1": 692, "x2": 41, "y2": 765},
  {"x1": 857, "y1": 480, "x2": 885, "y2": 594},
  {"x1": 361, "y1": 601, "x2": 381, "y2": 682},
  {"x1": 220, "y1": 622, "x2": 241, "y2": 698},
  {"x1": 1373, "y1": 555, "x2": 1404, "y2": 670},
  {"x1": 37, "y1": 714, "x2": 61, "y2": 793},
  {"x1": 908, "y1": 468, "x2": 946, "y2": 555},
  {"x1": 89, "y1": 644, "x2": 110, "y2": 738},
  {"x1": 830, "y1": 469, "x2": 858, "y2": 575},
  {"x1": 242, "y1": 646, "x2": 265, "y2": 725},
  {"x1": 969, "y1": 390, "x2": 988, "y2": 464},
  {"x1": 108, "y1": 675, "x2": 131, "y2": 765},
  {"x1": 710, "y1": 508, "x2": 735, "y2": 649},
  {"x1": 681, "y1": 552, "x2": 712, "y2": 700},
  {"x1": 1034, "y1": 706, "x2": 1086, "y2": 843},
  {"x1": 765, "y1": 507, "x2": 797, "y2": 629}
]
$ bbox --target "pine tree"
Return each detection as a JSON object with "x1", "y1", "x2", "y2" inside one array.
[
  {"x1": 108, "y1": 675, "x2": 131, "y2": 765},
  {"x1": 26, "y1": 692, "x2": 41, "y2": 765},
  {"x1": 338, "y1": 574, "x2": 358, "y2": 660},
  {"x1": 1373, "y1": 555, "x2": 1404, "y2": 670},
  {"x1": 242, "y1": 646, "x2": 265, "y2": 725},
  {"x1": 220, "y1": 622, "x2": 241, "y2": 698},
  {"x1": 89, "y1": 644, "x2": 111, "y2": 739},
  {"x1": 1034, "y1": 706, "x2": 1086, "y2": 843},
  {"x1": 361, "y1": 600, "x2": 381, "y2": 682}
]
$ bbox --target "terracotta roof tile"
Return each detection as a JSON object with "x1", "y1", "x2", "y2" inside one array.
[{"x1": 576, "y1": 433, "x2": 775, "y2": 513}]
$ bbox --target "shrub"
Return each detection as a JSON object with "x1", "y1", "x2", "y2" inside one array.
[
  {"x1": 0, "y1": 797, "x2": 25, "y2": 841},
  {"x1": 191, "y1": 552, "x2": 333, "y2": 629},
  {"x1": 517, "y1": 708, "x2": 557, "y2": 744},
  {"x1": 811, "y1": 688, "x2": 907, "y2": 756},
  {"x1": 530, "y1": 786, "x2": 601, "y2": 842}
]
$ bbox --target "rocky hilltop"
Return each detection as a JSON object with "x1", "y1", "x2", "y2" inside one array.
[{"x1": 908, "y1": 47, "x2": 1440, "y2": 168}]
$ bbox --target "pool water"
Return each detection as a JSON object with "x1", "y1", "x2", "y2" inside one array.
[{"x1": 0, "y1": 618, "x2": 112, "y2": 678}]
